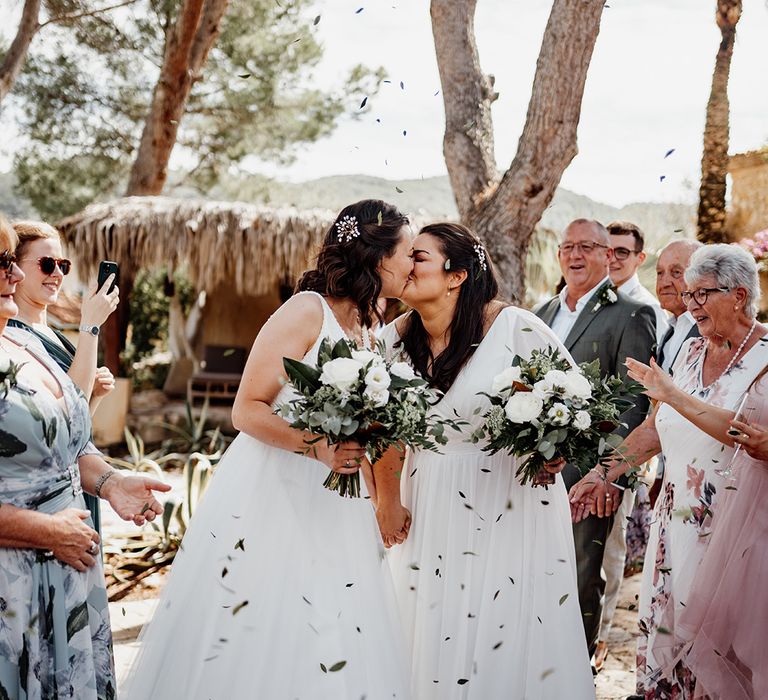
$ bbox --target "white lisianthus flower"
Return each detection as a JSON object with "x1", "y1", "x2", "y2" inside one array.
[
  {"x1": 491, "y1": 366, "x2": 523, "y2": 394},
  {"x1": 319, "y1": 357, "x2": 364, "y2": 391},
  {"x1": 364, "y1": 365, "x2": 391, "y2": 393},
  {"x1": 573, "y1": 410, "x2": 591, "y2": 430},
  {"x1": 547, "y1": 402, "x2": 571, "y2": 426},
  {"x1": 364, "y1": 388, "x2": 390, "y2": 407},
  {"x1": 390, "y1": 361, "x2": 416, "y2": 381},
  {"x1": 351, "y1": 349, "x2": 384, "y2": 367},
  {"x1": 504, "y1": 392, "x2": 544, "y2": 424},
  {"x1": 561, "y1": 370, "x2": 592, "y2": 400}
]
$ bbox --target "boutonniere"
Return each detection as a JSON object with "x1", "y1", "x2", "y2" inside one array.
[
  {"x1": 0, "y1": 357, "x2": 24, "y2": 399},
  {"x1": 592, "y1": 283, "x2": 618, "y2": 312}
]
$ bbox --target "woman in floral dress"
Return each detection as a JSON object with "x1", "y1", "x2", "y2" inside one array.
[
  {"x1": 569, "y1": 244, "x2": 766, "y2": 698},
  {"x1": 0, "y1": 218, "x2": 167, "y2": 699}
]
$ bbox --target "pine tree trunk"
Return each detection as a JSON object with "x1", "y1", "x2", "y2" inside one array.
[
  {"x1": 431, "y1": 0, "x2": 604, "y2": 304},
  {"x1": 125, "y1": 0, "x2": 229, "y2": 196},
  {"x1": 697, "y1": 0, "x2": 742, "y2": 244},
  {"x1": 0, "y1": 0, "x2": 40, "y2": 105},
  {"x1": 105, "y1": 0, "x2": 228, "y2": 374}
]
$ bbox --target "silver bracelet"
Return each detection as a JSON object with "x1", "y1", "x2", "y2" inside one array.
[{"x1": 94, "y1": 470, "x2": 117, "y2": 498}]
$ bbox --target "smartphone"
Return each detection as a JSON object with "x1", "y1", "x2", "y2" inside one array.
[{"x1": 97, "y1": 260, "x2": 119, "y2": 294}]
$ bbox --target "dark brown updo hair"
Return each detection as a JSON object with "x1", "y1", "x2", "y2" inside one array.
[
  {"x1": 399, "y1": 222, "x2": 500, "y2": 393},
  {"x1": 296, "y1": 200, "x2": 409, "y2": 328}
]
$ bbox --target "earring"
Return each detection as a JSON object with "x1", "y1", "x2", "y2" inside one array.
[{"x1": 446, "y1": 290, "x2": 451, "y2": 297}]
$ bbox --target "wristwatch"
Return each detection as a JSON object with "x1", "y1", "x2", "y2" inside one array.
[{"x1": 79, "y1": 325, "x2": 100, "y2": 336}]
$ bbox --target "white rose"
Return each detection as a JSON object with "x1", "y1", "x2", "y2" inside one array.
[
  {"x1": 364, "y1": 387, "x2": 390, "y2": 407},
  {"x1": 504, "y1": 392, "x2": 544, "y2": 424},
  {"x1": 0, "y1": 356, "x2": 10, "y2": 373},
  {"x1": 573, "y1": 410, "x2": 591, "y2": 431},
  {"x1": 319, "y1": 357, "x2": 364, "y2": 391},
  {"x1": 606, "y1": 289, "x2": 618, "y2": 303},
  {"x1": 390, "y1": 361, "x2": 416, "y2": 381},
  {"x1": 491, "y1": 366, "x2": 523, "y2": 394},
  {"x1": 561, "y1": 370, "x2": 592, "y2": 400},
  {"x1": 364, "y1": 365, "x2": 391, "y2": 393},
  {"x1": 547, "y1": 402, "x2": 571, "y2": 426},
  {"x1": 351, "y1": 349, "x2": 384, "y2": 367},
  {"x1": 541, "y1": 369, "x2": 569, "y2": 392}
]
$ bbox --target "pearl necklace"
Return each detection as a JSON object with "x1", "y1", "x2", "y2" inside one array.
[{"x1": 717, "y1": 318, "x2": 757, "y2": 377}]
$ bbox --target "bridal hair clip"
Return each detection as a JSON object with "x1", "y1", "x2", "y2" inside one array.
[
  {"x1": 474, "y1": 244, "x2": 487, "y2": 272},
  {"x1": 336, "y1": 215, "x2": 361, "y2": 243}
]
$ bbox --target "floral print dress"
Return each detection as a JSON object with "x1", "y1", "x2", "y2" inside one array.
[
  {"x1": 0, "y1": 328, "x2": 115, "y2": 699},
  {"x1": 636, "y1": 334, "x2": 768, "y2": 698}
]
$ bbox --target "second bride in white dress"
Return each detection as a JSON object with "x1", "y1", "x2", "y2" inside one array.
[
  {"x1": 377, "y1": 223, "x2": 595, "y2": 699},
  {"x1": 124, "y1": 200, "x2": 414, "y2": 699}
]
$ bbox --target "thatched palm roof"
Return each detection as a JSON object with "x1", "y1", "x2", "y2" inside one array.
[{"x1": 57, "y1": 197, "x2": 335, "y2": 296}]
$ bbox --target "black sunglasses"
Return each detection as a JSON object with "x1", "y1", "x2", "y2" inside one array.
[
  {"x1": 0, "y1": 250, "x2": 17, "y2": 271},
  {"x1": 37, "y1": 256, "x2": 72, "y2": 276}
]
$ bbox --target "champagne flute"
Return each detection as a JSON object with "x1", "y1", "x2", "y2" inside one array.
[{"x1": 716, "y1": 394, "x2": 754, "y2": 478}]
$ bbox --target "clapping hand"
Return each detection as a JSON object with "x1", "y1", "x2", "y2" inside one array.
[
  {"x1": 625, "y1": 357, "x2": 676, "y2": 404},
  {"x1": 100, "y1": 472, "x2": 171, "y2": 526},
  {"x1": 568, "y1": 468, "x2": 621, "y2": 522},
  {"x1": 731, "y1": 418, "x2": 768, "y2": 462}
]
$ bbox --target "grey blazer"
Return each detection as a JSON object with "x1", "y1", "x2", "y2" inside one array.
[{"x1": 535, "y1": 285, "x2": 657, "y2": 439}]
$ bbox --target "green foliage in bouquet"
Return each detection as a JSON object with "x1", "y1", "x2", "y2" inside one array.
[
  {"x1": 280, "y1": 337, "x2": 460, "y2": 497},
  {"x1": 471, "y1": 347, "x2": 642, "y2": 486}
]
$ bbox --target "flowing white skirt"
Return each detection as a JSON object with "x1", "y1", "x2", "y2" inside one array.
[
  {"x1": 387, "y1": 447, "x2": 595, "y2": 699},
  {"x1": 124, "y1": 432, "x2": 410, "y2": 700}
]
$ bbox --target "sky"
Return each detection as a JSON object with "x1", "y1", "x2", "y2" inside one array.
[{"x1": 1, "y1": 0, "x2": 767, "y2": 207}]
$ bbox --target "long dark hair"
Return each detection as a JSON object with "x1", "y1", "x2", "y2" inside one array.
[
  {"x1": 296, "y1": 200, "x2": 409, "y2": 328},
  {"x1": 399, "y1": 222, "x2": 500, "y2": 392}
]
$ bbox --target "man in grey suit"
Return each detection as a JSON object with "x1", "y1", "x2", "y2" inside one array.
[{"x1": 534, "y1": 219, "x2": 656, "y2": 663}]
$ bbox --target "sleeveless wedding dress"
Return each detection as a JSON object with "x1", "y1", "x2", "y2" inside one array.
[
  {"x1": 124, "y1": 292, "x2": 410, "y2": 699},
  {"x1": 382, "y1": 307, "x2": 595, "y2": 699}
]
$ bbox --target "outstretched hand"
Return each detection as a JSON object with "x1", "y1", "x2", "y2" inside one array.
[
  {"x1": 625, "y1": 357, "x2": 676, "y2": 404},
  {"x1": 101, "y1": 473, "x2": 171, "y2": 526}
]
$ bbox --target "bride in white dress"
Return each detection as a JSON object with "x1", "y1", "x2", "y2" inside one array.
[
  {"x1": 376, "y1": 223, "x2": 595, "y2": 699},
  {"x1": 124, "y1": 200, "x2": 414, "y2": 700}
]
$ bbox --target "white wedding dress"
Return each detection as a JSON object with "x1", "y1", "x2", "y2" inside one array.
[
  {"x1": 124, "y1": 292, "x2": 410, "y2": 700},
  {"x1": 383, "y1": 307, "x2": 595, "y2": 699}
]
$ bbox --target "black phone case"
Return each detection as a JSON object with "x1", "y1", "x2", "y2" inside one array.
[{"x1": 98, "y1": 261, "x2": 119, "y2": 294}]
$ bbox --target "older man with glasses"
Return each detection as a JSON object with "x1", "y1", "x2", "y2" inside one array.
[{"x1": 535, "y1": 218, "x2": 657, "y2": 671}]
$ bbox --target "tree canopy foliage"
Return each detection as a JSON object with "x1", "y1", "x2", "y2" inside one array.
[{"x1": 10, "y1": 0, "x2": 380, "y2": 219}]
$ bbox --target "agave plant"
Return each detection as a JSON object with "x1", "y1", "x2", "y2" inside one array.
[
  {"x1": 105, "y1": 427, "x2": 164, "y2": 478},
  {"x1": 155, "y1": 398, "x2": 232, "y2": 468}
]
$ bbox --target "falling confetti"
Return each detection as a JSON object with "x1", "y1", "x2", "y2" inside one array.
[
  {"x1": 660, "y1": 175, "x2": 666, "y2": 182},
  {"x1": 355, "y1": 6, "x2": 364, "y2": 13},
  {"x1": 664, "y1": 148, "x2": 675, "y2": 158},
  {"x1": 313, "y1": 14, "x2": 321, "y2": 25},
  {"x1": 359, "y1": 96, "x2": 368, "y2": 109}
]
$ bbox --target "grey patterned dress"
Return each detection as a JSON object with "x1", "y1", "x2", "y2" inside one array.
[{"x1": 0, "y1": 328, "x2": 115, "y2": 699}]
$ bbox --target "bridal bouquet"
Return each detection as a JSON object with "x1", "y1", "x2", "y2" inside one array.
[
  {"x1": 279, "y1": 338, "x2": 456, "y2": 497},
  {"x1": 470, "y1": 347, "x2": 638, "y2": 486}
]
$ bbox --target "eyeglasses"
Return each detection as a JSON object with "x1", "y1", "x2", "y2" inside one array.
[
  {"x1": 0, "y1": 250, "x2": 17, "y2": 271},
  {"x1": 558, "y1": 241, "x2": 609, "y2": 256},
  {"x1": 611, "y1": 246, "x2": 640, "y2": 261},
  {"x1": 36, "y1": 256, "x2": 72, "y2": 276},
  {"x1": 680, "y1": 287, "x2": 730, "y2": 305}
]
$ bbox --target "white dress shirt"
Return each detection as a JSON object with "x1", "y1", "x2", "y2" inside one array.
[
  {"x1": 618, "y1": 274, "x2": 669, "y2": 345},
  {"x1": 550, "y1": 277, "x2": 612, "y2": 343},
  {"x1": 659, "y1": 311, "x2": 697, "y2": 373}
]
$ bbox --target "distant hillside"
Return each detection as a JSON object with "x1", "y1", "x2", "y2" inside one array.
[
  {"x1": 210, "y1": 173, "x2": 696, "y2": 251},
  {"x1": 2, "y1": 168, "x2": 695, "y2": 251}
]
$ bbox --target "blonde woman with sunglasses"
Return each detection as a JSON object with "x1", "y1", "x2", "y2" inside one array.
[
  {"x1": 10, "y1": 221, "x2": 119, "y2": 408},
  {"x1": 10, "y1": 220, "x2": 121, "y2": 539}
]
